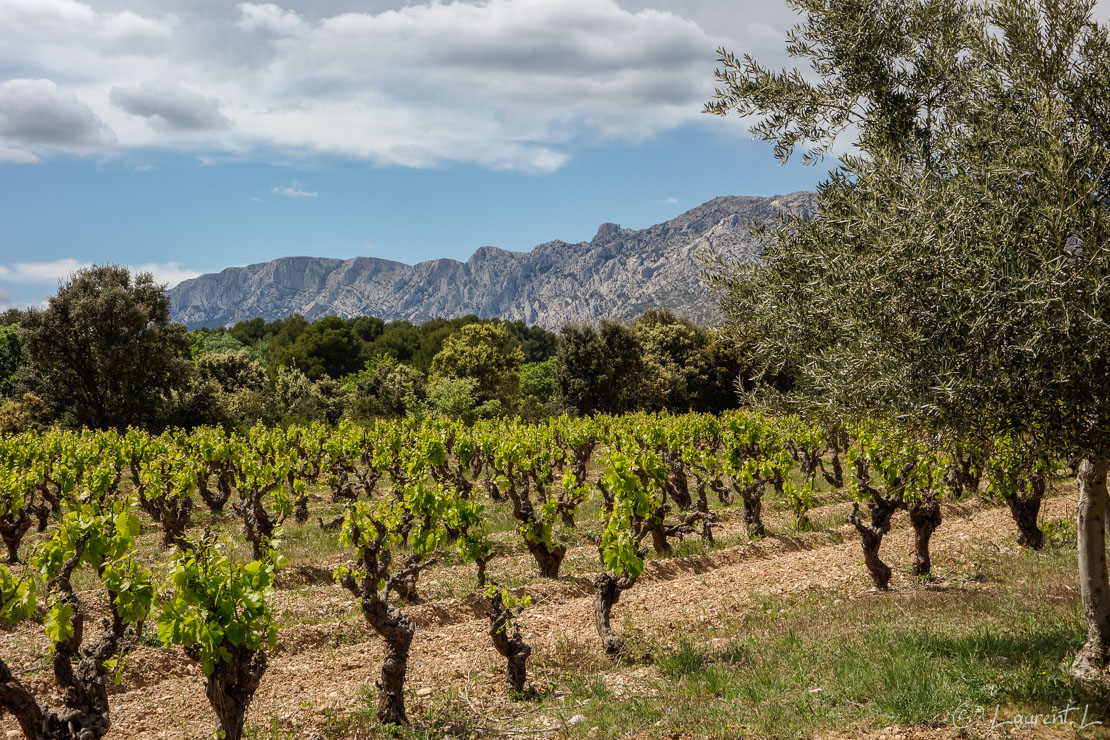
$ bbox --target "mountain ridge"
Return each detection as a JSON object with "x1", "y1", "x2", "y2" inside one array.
[{"x1": 169, "y1": 192, "x2": 816, "y2": 329}]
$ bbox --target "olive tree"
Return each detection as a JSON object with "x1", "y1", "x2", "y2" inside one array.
[{"x1": 707, "y1": 0, "x2": 1110, "y2": 682}]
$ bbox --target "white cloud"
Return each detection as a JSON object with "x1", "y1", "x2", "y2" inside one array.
[
  {"x1": 128, "y1": 261, "x2": 201, "y2": 286},
  {"x1": 0, "y1": 259, "x2": 199, "y2": 288},
  {"x1": 662, "y1": 196, "x2": 678, "y2": 204},
  {"x1": 16, "y1": 0, "x2": 1105, "y2": 171},
  {"x1": 0, "y1": 79, "x2": 115, "y2": 157},
  {"x1": 236, "y1": 2, "x2": 306, "y2": 36},
  {"x1": 110, "y1": 82, "x2": 233, "y2": 132},
  {"x1": 0, "y1": 0, "x2": 770, "y2": 171},
  {"x1": 0, "y1": 145, "x2": 39, "y2": 164},
  {"x1": 0, "y1": 258, "x2": 90, "y2": 283},
  {"x1": 272, "y1": 182, "x2": 317, "y2": 197},
  {"x1": 134, "y1": 163, "x2": 155, "y2": 172}
]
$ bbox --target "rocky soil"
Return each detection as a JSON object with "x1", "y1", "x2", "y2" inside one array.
[{"x1": 0, "y1": 486, "x2": 1091, "y2": 739}]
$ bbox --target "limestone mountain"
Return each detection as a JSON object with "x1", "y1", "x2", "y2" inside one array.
[{"x1": 169, "y1": 192, "x2": 816, "y2": 328}]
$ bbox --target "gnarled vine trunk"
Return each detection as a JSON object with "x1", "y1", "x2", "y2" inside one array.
[
  {"x1": 666, "y1": 457, "x2": 692, "y2": 510},
  {"x1": 736, "y1": 480, "x2": 766, "y2": 537},
  {"x1": 1005, "y1": 475, "x2": 1045, "y2": 550},
  {"x1": 200, "y1": 645, "x2": 267, "y2": 740},
  {"x1": 487, "y1": 589, "x2": 531, "y2": 692},
  {"x1": 240, "y1": 495, "x2": 276, "y2": 560},
  {"x1": 1072, "y1": 456, "x2": 1110, "y2": 684},
  {"x1": 593, "y1": 573, "x2": 634, "y2": 655},
  {"x1": 525, "y1": 539, "x2": 566, "y2": 579},
  {"x1": 0, "y1": 511, "x2": 32, "y2": 564},
  {"x1": 907, "y1": 492, "x2": 941, "y2": 577},
  {"x1": 197, "y1": 468, "x2": 233, "y2": 513},
  {"x1": 0, "y1": 659, "x2": 48, "y2": 739},
  {"x1": 648, "y1": 522, "x2": 671, "y2": 555},
  {"x1": 361, "y1": 598, "x2": 416, "y2": 725},
  {"x1": 849, "y1": 499, "x2": 898, "y2": 590}
]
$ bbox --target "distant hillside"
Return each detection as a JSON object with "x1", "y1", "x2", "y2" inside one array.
[{"x1": 169, "y1": 192, "x2": 816, "y2": 329}]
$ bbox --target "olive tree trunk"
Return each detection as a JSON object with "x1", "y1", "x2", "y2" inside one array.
[{"x1": 1072, "y1": 456, "x2": 1110, "y2": 684}]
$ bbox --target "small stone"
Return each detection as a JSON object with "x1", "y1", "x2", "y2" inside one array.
[
  {"x1": 416, "y1": 687, "x2": 433, "y2": 698},
  {"x1": 568, "y1": 714, "x2": 587, "y2": 726}
]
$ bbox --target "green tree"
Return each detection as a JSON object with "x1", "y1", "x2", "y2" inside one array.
[
  {"x1": 554, "y1": 320, "x2": 654, "y2": 414},
  {"x1": 519, "y1": 358, "x2": 556, "y2": 404},
  {"x1": 19, "y1": 265, "x2": 191, "y2": 430},
  {"x1": 0, "y1": 325, "x2": 22, "y2": 398},
  {"x1": 430, "y1": 323, "x2": 523, "y2": 408},
  {"x1": 273, "y1": 315, "x2": 363, "y2": 381},
  {"x1": 707, "y1": 0, "x2": 1110, "y2": 682},
  {"x1": 349, "y1": 355, "x2": 425, "y2": 419}
]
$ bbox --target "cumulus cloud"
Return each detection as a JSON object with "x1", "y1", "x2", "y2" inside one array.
[
  {"x1": 236, "y1": 2, "x2": 305, "y2": 36},
  {"x1": 272, "y1": 182, "x2": 317, "y2": 197},
  {"x1": 0, "y1": 145, "x2": 40, "y2": 164},
  {"x1": 128, "y1": 261, "x2": 201, "y2": 286},
  {"x1": 6, "y1": 0, "x2": 1110, "y2": 169},
  {"x1": 110, "y1": 82, "x2": 233, "y2": 132},
  {"x1": 0, "y1": 79, "x2": 115, "y2": 153},
  {"x1": 1, "y1": 0, "x2": 773, "y2": 170},
  {"x1": 0, "y1": 258, "x2": 90, "y2": 283},
  {"x1": 0, "y1": 259, "x2": 199, "y2": 288}
]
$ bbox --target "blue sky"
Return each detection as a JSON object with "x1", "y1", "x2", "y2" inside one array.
[
  {"x1": 0, "y1": 123, "x2": 820, "y2": 307},
  {"x1": 0, "y1": 0, "x2": 866, "y2": 307}
]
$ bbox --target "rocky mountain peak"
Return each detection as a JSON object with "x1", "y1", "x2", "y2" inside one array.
[{"x1": 169, "y1": 192, "x2": 816, "y2": 329}]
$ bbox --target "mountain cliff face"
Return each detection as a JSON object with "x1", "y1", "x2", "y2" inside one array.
[{"x1": 169, "y1": 192, "x2": 816, "y2": 328}]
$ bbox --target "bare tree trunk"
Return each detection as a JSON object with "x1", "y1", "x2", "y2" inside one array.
[
  {"x1": 849, "y1": 500, "x2": 897, "y2": 590},
  {"x1": 0, "y1": 659, "x2": 48, "y2": 740},
  {"x1": 593, "y1": 573, "x2": 628, "y2": 655},
  {"x1": 487, "y1": 590, "x2": 531, "y2": 693},
  {"x1": 525, "y1": 540, "x2": 566, "y2": 579},
  {"x1": 0, "y1": 513, "x2": 30, "y2": 564},
  {"x1": 907, "y1": 492, "x2": 941, "y2": 577},
  {"x1": 1005, "y1": 476, "x2": 1045, "y2": 550},
  {"x1": 1072, "y1": 456, "x2": 1110, "y2": 684},
  {"x1": 737, "y1": 481, "x2": 766, "y2": 538},
  {"x1": 203, "y1": 647, "x2": 267, "y2": 740}
]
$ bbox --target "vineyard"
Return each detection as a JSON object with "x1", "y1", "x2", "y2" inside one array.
[{"x1": 0, "y1": 413, "x2": 1095, "y2": 739}]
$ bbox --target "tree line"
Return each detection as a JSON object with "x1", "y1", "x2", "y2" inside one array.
[{"x1": 0, "y1": 266, "x2": 756, "y2": 434}]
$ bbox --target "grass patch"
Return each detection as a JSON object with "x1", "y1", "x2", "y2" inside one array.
[{"x1": 548, "y1": 542, "x2": 1109, "y2": 739}]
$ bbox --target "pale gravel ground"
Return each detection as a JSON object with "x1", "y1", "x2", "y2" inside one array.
[{"x1": 0, "y1": 488, "x2": 1091, "y2": 739}]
